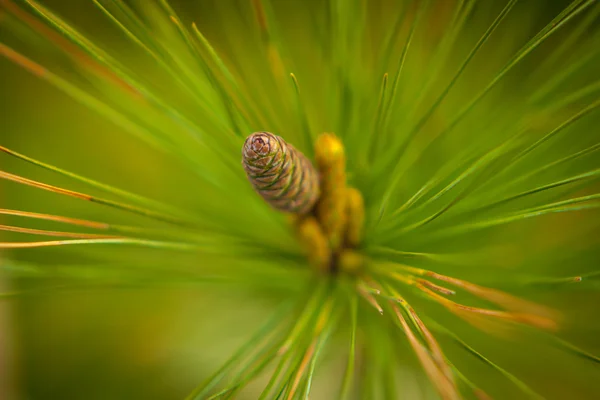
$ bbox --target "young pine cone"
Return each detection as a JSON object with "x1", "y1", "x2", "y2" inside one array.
[{"x1": 242, "y1": 132, "x2": 320, "y2": 215}]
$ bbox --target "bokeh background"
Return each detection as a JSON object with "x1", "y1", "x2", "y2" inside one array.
[{"x1": 1, "y1": 0, "x2": 600, "y2": 399}]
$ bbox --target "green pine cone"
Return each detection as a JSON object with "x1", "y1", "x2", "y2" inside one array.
[{"x1": 242, "y1": 132, "x2": 320, "y2": 215}]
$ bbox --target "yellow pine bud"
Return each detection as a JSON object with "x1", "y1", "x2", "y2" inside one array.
[
  {"x1": 315, "y1": 133, "x2": 347, "y2": 250},
  {"x1": 338, "y1": 249, "x2": 365, "y2": 274},
  {"x1": 296, "y1": 216, "x2": 331, "y2": 273},
  {"x1": 345, "y1": 187, "x2": 365, "y2": 247}
]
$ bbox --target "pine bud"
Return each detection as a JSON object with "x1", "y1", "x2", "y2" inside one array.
[
  {"x1": 315, "y1": 133, "x2": 347, "y2": 250},
  {"x1": 345, "y1": 187, "x2": 365, "y2": 247},
  {"x1": 296, "y1": 216, "x2": 331, "y2": 272}
]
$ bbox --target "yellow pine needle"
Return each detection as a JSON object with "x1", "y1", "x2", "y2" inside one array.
[
  {"x1": 357, "y1": 284, "x2": 384, "y2": 315},
  {"x1": 424, "y1": 271, "x2": 558, "y2": 320},
  {"x1": 406, "y1": 307, "x2": 457, "y2": 391},
  {"x1": 0, "y1": 208, "x2": 195, "y2": 242},
  {"x1": 0, "y1": 170, "x2": 191, "y2": 227},
  {"x1": 0, "y1": 208, "x2": 109, "y2": 230},
  {"x1": 0, "y1": 238, "x2": 195, "y2": 250},
  {"x1": 377, "y1": 281, "x2": 457, "y2": 392},
  {"x1": 286, "y1": 339, "x2": 317, "y2": 400},
  {"x1": 383, "y1": 263, "x2": 558, "y2": 323},
  {"x1": 417, "y1": 283, "x2": 558, "y2": 331},
  {"x1": 0, "y1": 224, "x2": 118, "y2": 239},
  {"x1": 286, "y1": 296, "x2": 333, "y2": 399},
  {"x1": 0, "y1": 170, "x2": 93, "y2": 201},
  {"x1": 392, "y1": 305, "x2": 460, "y2": 400},
  {"x1": 378, "y1": 264, "x2": 558, "y2": 330},
  {"x1": 416, "y1": 279, "x2": 456, "y2": 296}
]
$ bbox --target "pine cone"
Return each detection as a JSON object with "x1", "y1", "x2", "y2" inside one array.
[{"x1": 242, "y1": 132, "x2": 320, "y2": 215}]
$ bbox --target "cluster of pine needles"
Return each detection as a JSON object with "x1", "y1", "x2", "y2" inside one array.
[{"x1": 1, "y1": 0, "x2": 600, "y2": 398}]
